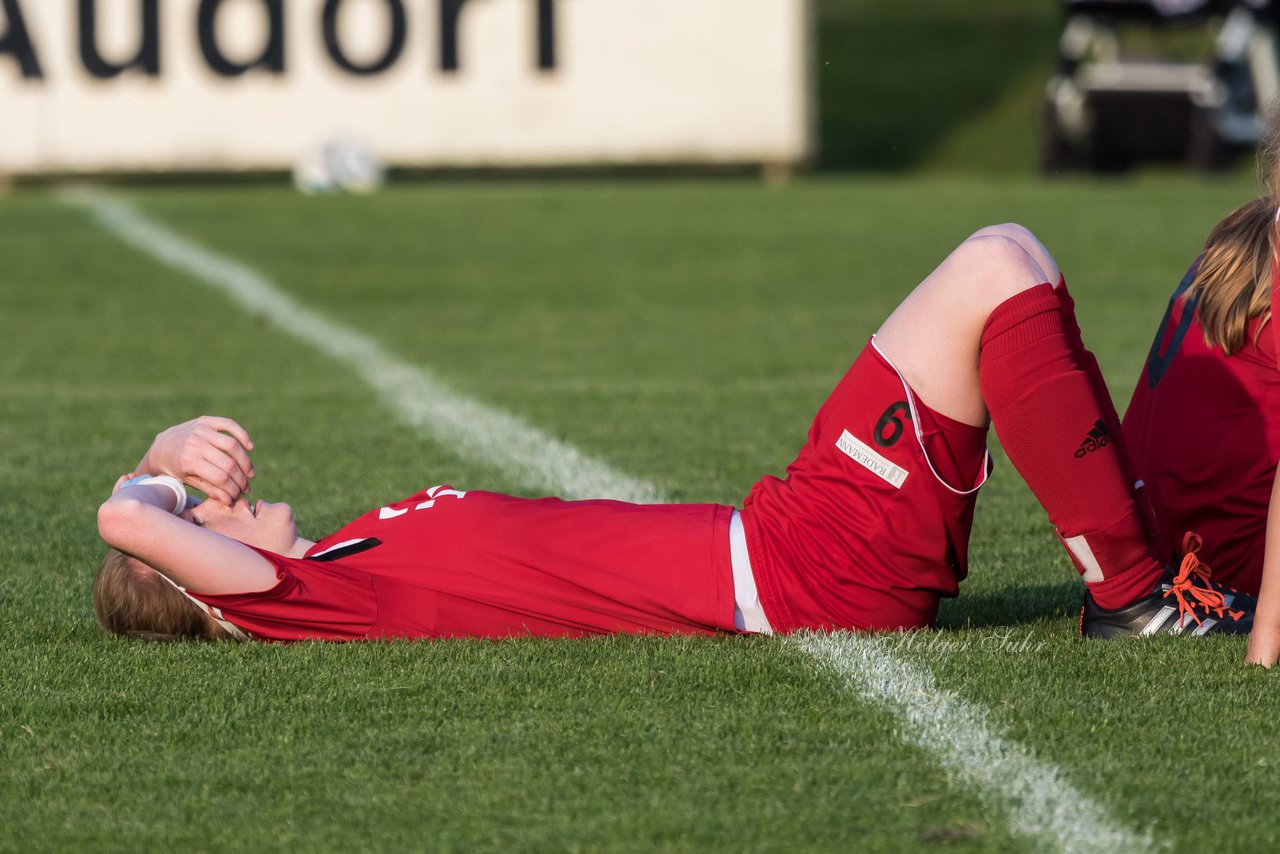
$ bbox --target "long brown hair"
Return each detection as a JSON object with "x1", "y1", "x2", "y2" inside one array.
[
  {"x1": 1188, "y1": 197, "x2": 1275, "y2": 353},
  {"x1": 93, "y1": 549, "x2": 231, "y2": 642},
  {"x1": 1182, "y1": 113, "x2": 1280, "y2": 353},
  {"x1": 1187, "y1": 118, "x2": 1280, "y2": 354}
]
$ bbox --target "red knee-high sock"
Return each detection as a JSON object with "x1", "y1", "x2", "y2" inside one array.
[
  {"x1": 1053, "y1": 277, "x2": 1163, "y2": 552},
  {"x1": 979, "y1": 283, "x2": 1164, "y2": 609}
]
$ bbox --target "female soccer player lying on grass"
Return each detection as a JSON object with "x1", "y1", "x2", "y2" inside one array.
[{"x1": 94, "y1": 224, "x2": 1257, "y2": 646}]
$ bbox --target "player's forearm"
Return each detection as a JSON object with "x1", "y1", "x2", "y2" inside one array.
[
  {"x1": 105, "y1": 477, "x2": 186, "y2": 513},
  {"x1": 135, "y1": 429, "x2": 175, "y2": 478},
  {"x1": 134, "y1": 452, "x2": 159, "y2": 477},
  {"x1": 1246, "y1": 474, "x2": 1280, "y2": 666},
  {"x1": 97, "y1": 482, "x2": 186, "y2": 551}
]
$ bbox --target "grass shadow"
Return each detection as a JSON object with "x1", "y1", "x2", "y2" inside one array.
[{"x1": 936, "y1": 580, "x2": 1081, "y2": 630}]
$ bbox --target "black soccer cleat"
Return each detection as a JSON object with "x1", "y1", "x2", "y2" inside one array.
[{"x1": 1080, "y1": 534, "x2": 1255, "y2": 638}]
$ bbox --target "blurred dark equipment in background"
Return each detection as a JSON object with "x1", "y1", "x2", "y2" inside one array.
[{"x1": 1043, "y1": 0, "x2": 1279, "y2": 171}]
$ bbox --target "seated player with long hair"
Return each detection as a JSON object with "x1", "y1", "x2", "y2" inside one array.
[
  {"x1": 1120, "y1": 123, "x2": 1280, "y2": 664},
  {"x1": 95, "y1": 224, "x2": 1257, "y2": 646}
]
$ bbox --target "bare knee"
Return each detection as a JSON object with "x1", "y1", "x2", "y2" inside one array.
[
  {"x1": 967, "y1": 222, "x2": 1039, "y2": 245},
  {"x1": 966, "y1": 223, "x2": 1060, "y2": 284},
  {"x1": 942, "y1": 232, "x2": 1051, "y2": 312}
]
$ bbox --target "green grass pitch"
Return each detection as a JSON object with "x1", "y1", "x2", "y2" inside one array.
[{"x1": 4, "y1": 176, "x2": 1280, "y2": 851}]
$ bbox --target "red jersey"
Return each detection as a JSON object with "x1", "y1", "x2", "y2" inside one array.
[
  {"x1": 191, "y1": 487, "x2": 737, "y2": 642},
  {"x1": 1122, "y1": 263, "x2": 1280, "y2": 593}
]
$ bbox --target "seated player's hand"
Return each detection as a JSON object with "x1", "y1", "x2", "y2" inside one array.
[{"x1": 139, "y1": 416, "x2": 256, "y2": 505}]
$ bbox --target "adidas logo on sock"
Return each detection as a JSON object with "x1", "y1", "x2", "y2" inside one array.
[{"x1": 1074, "y1": 419, "x2": 1111, "y2": 458}]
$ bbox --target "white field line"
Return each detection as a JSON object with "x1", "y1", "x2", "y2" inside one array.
[
  {"x1": 797, "y1": 633, "x2": 1155, "y2": 853},
  {"x1": 58, "y1": 186, "x2": 661, "y2": 503},
  {"x1": 64, "y1": 187, "x2": 1157, "y2": 854}
]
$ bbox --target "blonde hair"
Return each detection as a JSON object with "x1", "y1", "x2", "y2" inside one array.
[
  {"x1": 1187, "y1": 197, "x2": 1275, "y2": 353},
  {"x1": 93, "y1": 549, "x2": 230, "y2": 642},
  {"x1": 1187, "y1": 115, "x2": 1280, "y2": 354}
]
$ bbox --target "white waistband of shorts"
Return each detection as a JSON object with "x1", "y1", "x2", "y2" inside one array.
[{"x1": 730, "y1": 510, "x2": 773, "y2": 634}]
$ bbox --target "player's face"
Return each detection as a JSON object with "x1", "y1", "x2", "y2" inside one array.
[{"x1": 185, "y1": 497, "x2": 302, "y2": 556}]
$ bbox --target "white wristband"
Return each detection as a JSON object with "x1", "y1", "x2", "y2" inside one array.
[{"x1": 119, "y1": 474, "x2": 188, "y2": 516}]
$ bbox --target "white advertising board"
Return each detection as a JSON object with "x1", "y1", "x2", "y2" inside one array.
[{"x1": 0, "y1": 0, "x2": 812, "y2": 174}]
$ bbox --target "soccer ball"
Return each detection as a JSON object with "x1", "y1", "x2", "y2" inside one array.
[{"x1": 292, "y1": 140, "x2": 385, "y2": 195}]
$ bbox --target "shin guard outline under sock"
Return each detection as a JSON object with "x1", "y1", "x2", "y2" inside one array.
[{"x1": 979, "y1": 283, "x2": 1163, "y2": 603}]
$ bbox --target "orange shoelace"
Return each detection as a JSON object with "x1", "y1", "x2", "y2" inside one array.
[{"x1": 1163, "y1": 532, "x2": 1246, "y2": 628}]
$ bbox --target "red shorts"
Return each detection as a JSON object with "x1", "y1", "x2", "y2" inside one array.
[{"x1": 742, "y1": 339, "x2": 990, "y2": 632}]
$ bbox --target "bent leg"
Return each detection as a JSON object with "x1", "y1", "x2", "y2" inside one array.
[
  {"x1": 875, "y1": 224, "x2": 1056, "y2": 427},
  {"x1": 876, "y1": 224, "x2": 1163, "y2": 608}
]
